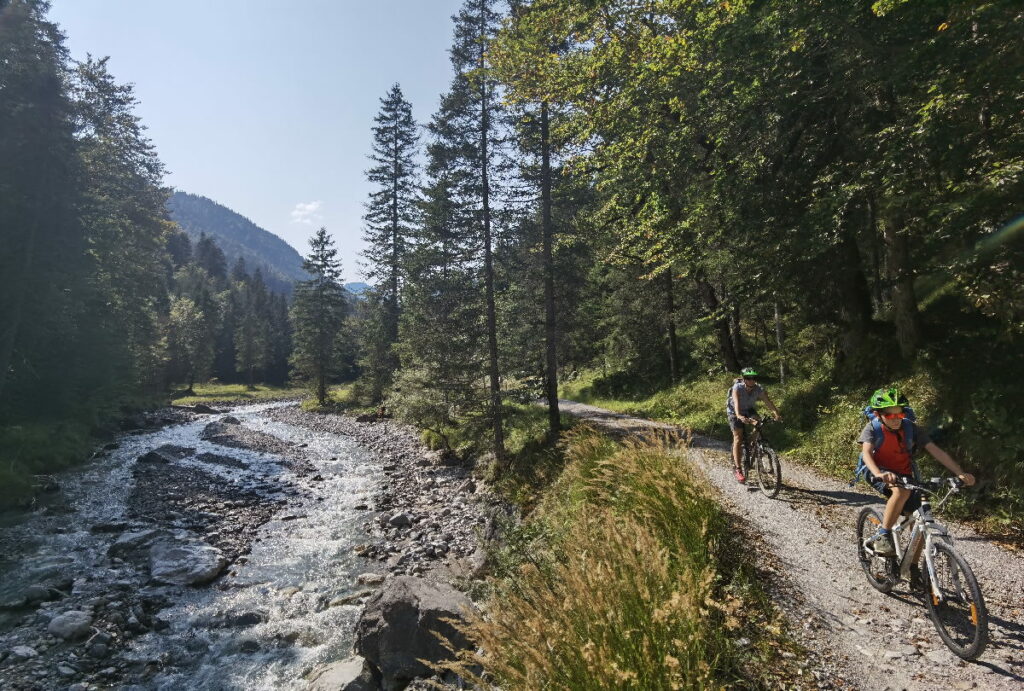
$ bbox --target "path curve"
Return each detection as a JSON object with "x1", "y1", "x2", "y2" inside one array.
[{"x1": 558, "y1": 399, "x2": 1024, "y2": 690}]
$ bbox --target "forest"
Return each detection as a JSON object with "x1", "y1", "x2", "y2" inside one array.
[{"x1": 1, "y1": 0, "x2": 1022, "y2": 533}]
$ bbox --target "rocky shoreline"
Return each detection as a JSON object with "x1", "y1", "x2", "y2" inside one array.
[{"x1": 0, "y1": 402, "x2": 506, "y2": 690}]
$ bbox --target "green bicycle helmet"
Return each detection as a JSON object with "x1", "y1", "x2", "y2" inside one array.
[
  {"x1": 740, "y1": 367, "x2": 760, "y2": 378},
  {"x1": 869, "y1": 387, "x2": 905, "y2": 410}
]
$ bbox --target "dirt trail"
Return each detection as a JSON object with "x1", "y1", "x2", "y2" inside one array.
[{"x1": 558, "y1": 399, "x2": 1024, "y2": 690}]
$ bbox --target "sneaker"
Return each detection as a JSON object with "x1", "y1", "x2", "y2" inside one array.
[
  {"x1": 870, "y1": 531, "x2": 896, "y2": 557},
  {"x1": 733, "y1": 468, "x2": 746, "y2": 484}
]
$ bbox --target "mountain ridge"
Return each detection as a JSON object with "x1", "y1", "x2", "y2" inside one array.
[{"x1": 167, "y1": 191, "x2": 306, "y2": 294}]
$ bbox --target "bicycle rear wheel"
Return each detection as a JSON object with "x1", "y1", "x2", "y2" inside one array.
[
  {"x1": 856, "y1": 507, "x2": 896, "y2": 593},
  {"x1": 755, "y1": 444, "x2": 782, "y2": 498},
  {"x1": 924, "y1": 541, "x2": 988, "y2": 659}
]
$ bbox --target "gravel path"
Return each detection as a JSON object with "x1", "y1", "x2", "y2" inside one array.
[{"x1": 558, "y1": 399, "x2": 1024, "y2": 690}]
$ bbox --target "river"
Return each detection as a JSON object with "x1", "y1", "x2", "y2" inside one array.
[{"x1": 0, "y1": 402, "x2": 395, "y2": 690}]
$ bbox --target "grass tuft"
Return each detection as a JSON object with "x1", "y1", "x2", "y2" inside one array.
[{"x1": 446, "y1": 430, "x2": 793, "y2": 689}]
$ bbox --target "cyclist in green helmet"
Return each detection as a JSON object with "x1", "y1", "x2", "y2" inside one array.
[
  {"x1": 860, "y1": 387, "x2": 975, "y2": 556},
  {"x1": 726, "y1": 367, "x2": 782, "y2": 484}
]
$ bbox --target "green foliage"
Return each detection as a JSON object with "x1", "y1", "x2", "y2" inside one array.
[
  {"x1": 290, "y1": 227, "x2": 350, "y2": 406},
  {"x1": 450, "y1": 430, "x2": 794, "y2": 688}
]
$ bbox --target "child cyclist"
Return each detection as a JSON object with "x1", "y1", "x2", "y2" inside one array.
[
  {"x1": 726, "y1": 367, "x2": 783, "y2": 483},
  {"x1": 860, "y1": 387, "x2": 975, "y2": 556}
]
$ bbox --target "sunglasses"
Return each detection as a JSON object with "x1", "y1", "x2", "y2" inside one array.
[{"x1": 880, "y1": 412, "x2": 906, "y2": 420}]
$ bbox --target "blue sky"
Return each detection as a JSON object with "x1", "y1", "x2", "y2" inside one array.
[{"x1": 49, "y1": 0, "x2": 466, "y2": 280}]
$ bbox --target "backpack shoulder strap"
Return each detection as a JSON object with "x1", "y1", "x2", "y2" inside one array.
[
  {"x1": 870, "y1": 416, "x2": 884, "y2": 451},
  {"x1": 902, "y1": 419, "x2": 916, "y2": 453}
]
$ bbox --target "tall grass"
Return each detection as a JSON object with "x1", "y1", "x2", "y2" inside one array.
[{"x1": 446, "y1": 430, "x2": 783, "y2": 689}]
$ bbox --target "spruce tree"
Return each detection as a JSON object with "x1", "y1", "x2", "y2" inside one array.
[
  {"x1": 360, "y1": 84, "x2": 419, "y2": 401},
  {"x1": 291, "y1": 228, "x2": 347, "y2": 406},
  {"x1": 450, "y1": 0, "x2": 509, "y2": 463},
  {"x1": 235, "y1": 268, "x2": 269, "y2": 390},
  {"x1": 0, "y1": 0, "x2": 82, "y2": 409}
]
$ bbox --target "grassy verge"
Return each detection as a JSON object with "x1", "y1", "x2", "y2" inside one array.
[
  {"x1": 561, "y1": 369, "x2": 1024, "y2": 546},
  {"x1": 170, "y1": 382, "x2": 309, "y2": 406},
  {"x1": 447, "y1": 428, "x2": 799, "y2": 688}
]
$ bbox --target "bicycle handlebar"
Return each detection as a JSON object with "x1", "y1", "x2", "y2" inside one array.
[{"x1": 893, "y1": 476, "x2": 964, "y2": 494}]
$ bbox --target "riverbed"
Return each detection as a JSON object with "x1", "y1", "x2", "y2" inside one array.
[{"x1": 0, "y1": 402, "x2": 493, "y2": 690}]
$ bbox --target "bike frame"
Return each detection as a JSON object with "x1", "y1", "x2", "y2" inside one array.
[{"x1": 888, "y1": 480, "x2": 960, "y2": 604}]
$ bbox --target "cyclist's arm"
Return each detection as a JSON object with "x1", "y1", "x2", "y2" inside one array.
[
  {"x1": 862, "y1": 442, "x2": 897, "y2": 484},
  {"x1": 760, "y1": 391, "x2": 783, "y2": 421},
  {"x1": 922, "y1": 441, "x2": 975, "y2": 486}
]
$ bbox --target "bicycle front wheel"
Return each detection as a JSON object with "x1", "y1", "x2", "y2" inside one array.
[
  {"x1": 755, "y1": 445, "x2": 782, "y2": 498},
  {"x1": 924, "y1": 541, "x2": 988, "y2": 659},
  {"x1": 856, "y1": 507, "x2": 896, "y2": 593}
]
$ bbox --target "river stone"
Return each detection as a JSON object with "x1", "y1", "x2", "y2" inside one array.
[
  {"x1": 388, "y1": 513, "x2": 412, "y2": 528},
  {"x1": 354, "y1": 576, "x2": 475, "y2": 691},
  {"x1": 108, "y1": 529, "x2": 172, "y2": 560},
  {"x1": 221, "y1": 415, "x2": 241, "y2": 424},
  {"x1": 306, "y1": 656, "x2": 379, "y2": 691},
  {"x1": 356, "y1": 573, "x2": 386, "y2": 586},
  {"x1": 10, "y1": 645, "x2": 39, "y2": 660},
  {"x1": 149, "y1": 540, "x2": 226, "y2": 586},
  {"x1": 47, "y1": 610, "x2": 93, "y2": 640}
]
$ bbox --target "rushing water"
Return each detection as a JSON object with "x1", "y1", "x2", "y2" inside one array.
[{"x1": 0, "y1": 403, "x2": 384, "y2": 690}]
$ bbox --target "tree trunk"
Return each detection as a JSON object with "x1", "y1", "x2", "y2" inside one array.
[
  {"x1": 664, "y1": 268, "x2": 679, "y2": 383},
  {"x1": 729, "y1": 300, "x2": 743, "y2": 366},
  {"x1": 540, "y1": 101, "x2": 560, "y2": 437},
  {"x1": 774, "y1": 301, "x2": 786, "y2": 385},
  {"x1": 696, "y1": 277, "x2": 741, "y2": 372},
  {"x1": 834, "y1": 225, "x2": 874, "y2": 362},
  {"x1": 390, "y1": 125, "x2": 401, "y2": 350},
  {"x1": 478, "y1": 7, "x2": 505, "y2": 463},
  {"x1": 880, "y1": 211, "x2": 920, "y2": 360},
  {"x1": 0, "y1": 189, "x2": 41, "y2": 405}
]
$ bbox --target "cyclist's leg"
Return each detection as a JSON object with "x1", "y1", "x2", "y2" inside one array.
[
  {"x1": 866, "y1": 471, "x2": 915, "y2": 529},
  {"x1": 729, "y1": 415, "x2": 744, "y2": 468}
]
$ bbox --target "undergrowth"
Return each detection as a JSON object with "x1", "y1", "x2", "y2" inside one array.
[{"x1": 446, "y1": 429, "x2": 798, "y2": 688}]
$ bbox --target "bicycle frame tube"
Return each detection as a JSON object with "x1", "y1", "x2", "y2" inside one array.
[{"x1": 897, "y1": 496, "x2": 952, "y2": 602}]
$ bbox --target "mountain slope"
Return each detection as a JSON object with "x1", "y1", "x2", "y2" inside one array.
[{"x1": 168, "y1": 191, "x2": 306, "y2": 293}]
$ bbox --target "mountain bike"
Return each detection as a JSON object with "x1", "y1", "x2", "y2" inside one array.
[
  {"x1": 856, "y1": 476, "x2": 988, "y2": 659},
  {"x1": 740, "y1": 418, "x2": 782, "y2": 498}
]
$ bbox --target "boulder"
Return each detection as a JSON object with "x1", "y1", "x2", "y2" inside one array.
[
  {"x1": 137, "y1": 444, "x2": 194, "y2": 465},
  {"x1": 149, "y1": 540, "x2": 226, "y2": 586},
  {"x1": 354, "y1": 576, "x2": 475, "y2": 690},
  {"x1": 306, "y1": 656, "x2": 379, "y2": 691},
  {"x1": 108, "y1": 529, "x2": 173, "y2": 560},
  {"x1": 221, "y1": 415, "x2": 241, "y2": 425},
  {"x1": 10, "y1": 645, "x2": 39, "y2": 660},
  {"x1": 47, "y1": 610, "x2": 93, "y2": 640},
  {"x1": 191, "y1": 404, "x2": 220, "y2": 414}
]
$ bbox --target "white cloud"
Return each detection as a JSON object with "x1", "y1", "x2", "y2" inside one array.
[{"x1": 290, "y1": 200, "x2": 323, "y2": 225}]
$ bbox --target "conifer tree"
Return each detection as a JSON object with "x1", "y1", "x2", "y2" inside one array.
[
  {"x1": 360, "y1": 84, "x2": 419, "y2": 401},
  {"x1": 0, "y1": 0, "x2": 82, "y2": 409},
  {"x1": 194, "y1": 233, "x2": 228, "y2": 286},
  {"x1": 235, "y1": 268, "x2": 269, "y2": 389},
  {"x1": 291, "y1": 227, "x2": 348, "y2": 406},
  {"x1": 450, "y1": 0, "x2": 509, "y2": 463}
]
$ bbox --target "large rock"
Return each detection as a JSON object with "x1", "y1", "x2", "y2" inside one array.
[
  {"x1": 354, "y1": 576, "x2": 475, "y2": 691},
  {"x1": 306, "y1": 656, "x2": 379, "y2": 691},
  {"x1": 108, "y1": 529, "x2": 173, "y2": 560},
  {"x1": 137, "y1": 444, "x2": 194, "y2": 465},
  {"x1": 47, "y1": 610, "x2": 93, "y2": 640},
  {"x1": 149, "y1": 540, "x2": 226, "y2": 586}
]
